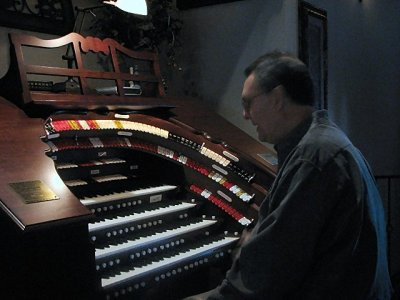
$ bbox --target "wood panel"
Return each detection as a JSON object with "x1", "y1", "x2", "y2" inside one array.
[{"x1": 0, "y1": 96, "x2": 92, "y2": 231}]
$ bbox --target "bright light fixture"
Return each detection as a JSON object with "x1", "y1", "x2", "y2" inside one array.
[{"x1": 103, "y1": 0, "x2": 148, "y2": 16}]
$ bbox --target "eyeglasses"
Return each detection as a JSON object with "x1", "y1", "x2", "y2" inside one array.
[
  {"x1": 242, "y1": 84, "x2": 280, "y2": 113},
  {"x1": 242, "y1": 92, "x2": 265, "y2": 113}
]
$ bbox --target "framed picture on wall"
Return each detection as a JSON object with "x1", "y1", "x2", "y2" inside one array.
[
  {"x1": 0, "y1": 0, "x2": 74, "y2": 35},
  {"x1": 298, "y1": 1, "x2": 328, "y2": 110}
]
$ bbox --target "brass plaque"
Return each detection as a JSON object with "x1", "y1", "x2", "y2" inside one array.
[{"x1": 9, "y1": 180, "x2": 59, "y2": 204}]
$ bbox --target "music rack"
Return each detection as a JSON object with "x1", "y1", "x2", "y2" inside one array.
[{"x1": 1, "y1": 32, "x2": 169, "y2": 114}]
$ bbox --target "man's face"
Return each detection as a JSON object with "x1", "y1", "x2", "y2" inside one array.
[{"x1": 241, "y1": 73, "x2": 279, "y2": 143}]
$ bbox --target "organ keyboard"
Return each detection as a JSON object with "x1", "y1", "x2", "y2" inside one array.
[
  {"x1": 101, "y1": 235, "x2": 240, "y2": 296},
  {"x1": 81, "y1": 185, "x2": 178, "y2": 206},
  {"x1": 88, "y1": 200, "x2": 197, "y2": 233},
  {"x1": 0, "y1": 32, "x2": 277, "y2": 299}
]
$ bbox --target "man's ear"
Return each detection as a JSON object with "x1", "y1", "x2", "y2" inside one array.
[{"x1": 271, "y1": 85, "x2": 287, "y2": 111}]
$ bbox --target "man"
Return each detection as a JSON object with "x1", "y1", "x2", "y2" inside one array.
[{"x1": 185, "y1": 51, "x2": 392, "y2": 299}]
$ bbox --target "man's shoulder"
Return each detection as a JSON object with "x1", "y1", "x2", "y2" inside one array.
[
  {"x1": 295, "y1": 122, "x2": 354, "y2": 167},
  {"x1": 305, "y1": 121, "x2": 351, "y2": 148}
]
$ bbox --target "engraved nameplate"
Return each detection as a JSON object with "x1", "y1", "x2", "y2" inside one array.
[{"x1": 9, "y1": 180, "x2": 59, "y2": 204}]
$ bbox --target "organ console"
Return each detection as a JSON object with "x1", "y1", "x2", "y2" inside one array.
[{"x1": 0, "y1": 32, "x2": 277, "y2": 299}]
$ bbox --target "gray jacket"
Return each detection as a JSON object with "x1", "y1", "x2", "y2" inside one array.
[{"x1": 209, "y1": 110, "x2": 392, "y2": 299}]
